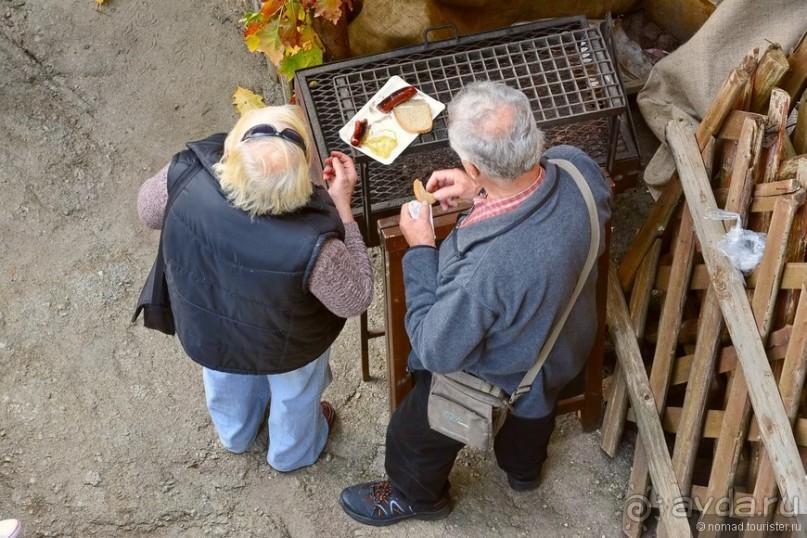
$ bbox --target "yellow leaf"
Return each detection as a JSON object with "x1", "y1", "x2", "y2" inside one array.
[
  {"x1": 232, "y1": 87, "x2": 266, "y2": 116},
  {"x1": 96, "y1": 0, "x2": 105, "y2": 4},
  {"x1": 245, "y1": 34, "x2": 261, "y2": 53}
]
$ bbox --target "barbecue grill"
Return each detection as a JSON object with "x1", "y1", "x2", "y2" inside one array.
[{"x1": 295, "y1": 15, "x2": 640, "y2": 246}]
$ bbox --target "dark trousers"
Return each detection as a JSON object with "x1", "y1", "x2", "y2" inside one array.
[{"x1": 385, "y1": 370, "x2": 558, "y2": 504}]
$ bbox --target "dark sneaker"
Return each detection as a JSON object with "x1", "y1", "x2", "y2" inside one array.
[
  {"x1": 321, "y1": 401, "x2": 336, "y2": 430},
  {"x1": 507, "y1": 473, "x2": 541, "y2": 492},
  {"x1": 340, "y1": 480, "x2": 451, "y2": 526}
]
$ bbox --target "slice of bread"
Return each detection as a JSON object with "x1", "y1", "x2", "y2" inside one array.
[{"x1": 393, "y1": 99, "x2": 433, "y2": 134}]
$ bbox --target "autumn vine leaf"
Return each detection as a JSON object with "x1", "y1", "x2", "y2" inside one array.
[
  {"x1": 242, "y1": 0, "x2": 351, "y2": 81},
  {"x1": 253, "y1": 19, "x2": 285, "y2": 66},
  {"x1": 232, "y1": 87, "x2": 266, "y2": 116},
  {"x1": 307, "y1": 0, "x2": 347, "y2": 25}
]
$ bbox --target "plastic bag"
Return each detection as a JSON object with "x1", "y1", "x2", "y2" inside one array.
[{"x1": 705, "y1": 209, "x2": 766, "y2": 274}]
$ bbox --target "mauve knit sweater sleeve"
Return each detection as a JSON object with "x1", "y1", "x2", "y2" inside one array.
[
  {"x1": 137, "y1": 164, "x2": 170, "y2": 230},
  {"x1": 136, "y1": 165, "x2": 373, "y2": 318},
  {"x1": 308, "y1": 223, "x2": 373, "y2": 318}
]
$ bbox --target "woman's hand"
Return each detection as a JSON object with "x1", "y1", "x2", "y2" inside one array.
[
  {"x1": 323, "y1": 151, "x2": 357, "y2": 222},
  {"x1": 426, "y1": 168, "x2": 480, "y2": 211},
  {"x1": 399, "y1": 201, "x2": 435, "y2": 248}
]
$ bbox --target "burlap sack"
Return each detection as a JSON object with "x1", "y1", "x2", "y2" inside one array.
[
  {"x1": 636, "y1": 0, "x2": 807, "y2": 198},
  {"x1": 348, "y1": 0, "x2": 639, "y2": 57}
]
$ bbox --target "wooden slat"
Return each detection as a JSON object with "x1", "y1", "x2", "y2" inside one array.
[
  {"x1": 670, "y1": 294, "x2": 723, "y2": 494},
  {"x1": 658, "y1": 258, "x2": 807, "y2": 292},
  {"x1": 754, "y1": 197, "x2": 800, "y2": 332},
  {"x1": 668, "y1": 117, "x2": 759, "y2": 496},
  {"x1": 751, "y1": 285, "x2": 807, "y2": 515},
  {"x1": 669, "y1": 326, "x2": 791, "y2": 386},
  {"x1": 623, "y1": 207, "x2": 695, "y2": 538},
  {"x1": 699, "y1": 51, "x2": 760, "y2": 146},
  {"x1": 625, "y1": 407, "x2": 807, "y2": 446},
  {"x1": 667, "y1": 119, "x2": 807, "y2": 525},
  {"x1": 758, "y1": 262, "x2": 807, "y2": 290},
  {"x1": 688, "y1": 485, "x2": 806, "y2": 523},
  {"x1": 728, "y1": 116, "x2": 766, "y2": 220},
  {"x1": 754, "y1": 179, "x2": 800, "y2": 198},
  {"x1": 794, "y1": 94, "x2": 807, "y2": 155},
  {"x1": 778, "y1": 162, "x2": 807, "y2": 331},
  {"x1": 713, "y1": 186, "x2": 804, "y2": 211},
  {"x1": 748, "y1": 164, "x2": 807, "y2": 515},
  {"x1": 717, "y1": 110, "x2": 767, "y2": 141},
  {"x1": 702, "y1": 136, "x2": 716, "y2": 181},
  {"x1": 703, "y1": 196, "x2": 799, "y2": 521},
  {"x1": 644, "y1": 318, "x2": 702, "y2": 347},
  {"x1": 617, "y1": 178, "x2": 683, "y2": 293},
  {"x1": 716, "y1": 140, "x2": 737, "y2": 190},
  {"x1": 750, "y1": 191, "x2": 807, "y2": 213},
  {"x1": 762, "y1": 89, "x2": 792, "y2": 185},
  {"x1": 600, "y1": 375, "x2": 627, "y2": 456},
  {"x1": 780, "y1": 29, "x2": 807, "y2": 106},
  {"x1": 689, "y1": 486, "x2": 758, "y2": 519},
  {"x1": 606, "y1": 267, "x2": 692, "y2": 538},
  {"x1": 627, "y1": 240, "x2": 659, "y2": 351},
  {"x1": 717, "y1": 120, "x2": 756, "y2": 203},
  {"x1": 779, "y1": 155, "x2": 807, "y2": 183},
  {"x1": 601, "y1": 239, "x2": 661, "y2": 457},
  {"x1": 735, "y1": 47, "x2": 759, "y2": 111},
  {"x1": 617, "y1": 53, "x2": 756, "y2": 291},
  {"x1": 751, "y1": 417, "x2": 807, "y2": 446},
  {"x1": 750, "y1": 44, "x2": 790, "y2": 114},
  {"x1": 754, "y1": 87, "x2": 789, "y2": 236}
]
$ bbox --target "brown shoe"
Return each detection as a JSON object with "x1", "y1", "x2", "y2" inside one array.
[{"x1": 321, "y1": 401, "x2": 336, "y2": 430}]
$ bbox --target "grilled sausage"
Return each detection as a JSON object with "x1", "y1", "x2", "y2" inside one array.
[
  {"x1": 351, "y1": 118, "x2": 369, "y2": 146},
  {"x1": 377, "y1": 86, "x2": 418, "y2": 113}
]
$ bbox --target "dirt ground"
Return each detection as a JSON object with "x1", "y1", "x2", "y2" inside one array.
[{"x1": 0, "y1": 1, "x2": 657, "y2": 536}]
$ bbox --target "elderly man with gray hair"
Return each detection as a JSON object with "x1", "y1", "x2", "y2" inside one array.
[{"x1": 340, "y1": 80, "x2": 612, "y2": 526}]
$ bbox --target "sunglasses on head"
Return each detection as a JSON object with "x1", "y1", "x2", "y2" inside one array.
[{"x1": 241, "y1": 123, "x2": 307, "y2": 154}]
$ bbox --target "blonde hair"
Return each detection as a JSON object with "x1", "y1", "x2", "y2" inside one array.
[{"x1": 213, "y1": 105, "x2": 313, "y2": 217}]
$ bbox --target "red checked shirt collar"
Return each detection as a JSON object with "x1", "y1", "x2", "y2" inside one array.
[{"x1": 458, "y1": 167, "x2": 545, "y2": 228}]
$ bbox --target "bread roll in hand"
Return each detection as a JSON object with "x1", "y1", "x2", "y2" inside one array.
[{"x1": 413, "y1": 178, "x2": 437, "y2": 204}]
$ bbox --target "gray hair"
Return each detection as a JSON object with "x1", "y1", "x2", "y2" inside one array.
[{"x1": 447, "y1": 81, "x2": 545, "y2": 180}]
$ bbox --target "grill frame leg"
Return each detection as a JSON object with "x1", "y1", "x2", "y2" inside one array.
[{"x1": 360, "y1": 311, "x2": 371, "y2": 381}]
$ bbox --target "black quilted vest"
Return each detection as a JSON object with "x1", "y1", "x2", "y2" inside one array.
[{"x1": 162, "y1": 133, "x2": 346, "y2": 374}]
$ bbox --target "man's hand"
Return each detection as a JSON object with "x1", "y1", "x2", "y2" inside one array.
[
  {"x1": 399, "y1": 201, "x2": 435, "y2": 248},
  {"x1": 426, "y1": 168, "x2": 480, "y2": 211},
  {"x1": 323, "y1": 151, "x2": 357, "y2": 222}
]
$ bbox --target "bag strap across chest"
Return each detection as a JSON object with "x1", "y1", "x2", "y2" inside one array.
[{"x1": 507, "y1": 158, "x2": 601, "y2": 406}]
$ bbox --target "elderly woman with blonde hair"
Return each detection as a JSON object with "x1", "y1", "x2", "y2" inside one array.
[{"x1": 137, "y1": 104, "x2": 373, "y2": 472}]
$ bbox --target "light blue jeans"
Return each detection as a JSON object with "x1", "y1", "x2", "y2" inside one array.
[{"x1": 202, "y1": 350, "x2": 332, "y2": 472}]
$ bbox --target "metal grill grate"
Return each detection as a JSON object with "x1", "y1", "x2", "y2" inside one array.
[
  {"x1": 339, "y1": 29, "x2": 624, "y2": 131},
  {"x1": 295, "y1": 16, "x2": 639, "y2": 244}
]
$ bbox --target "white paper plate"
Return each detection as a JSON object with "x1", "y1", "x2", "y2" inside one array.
[{"x1": 338, "y1": 75, "x2": 445, "y2": 165}]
